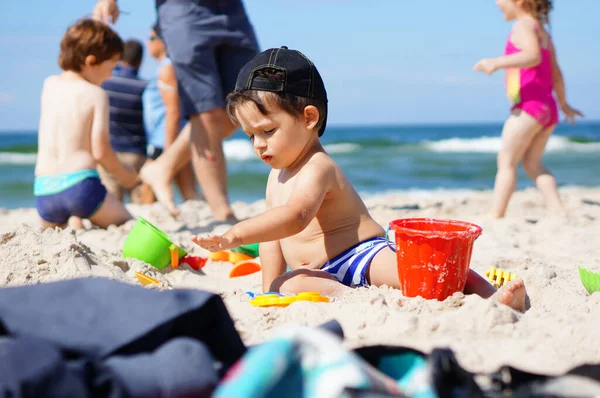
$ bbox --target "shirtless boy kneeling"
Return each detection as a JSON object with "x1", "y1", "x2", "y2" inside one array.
[
  {"x1": 35, "y1": 19, "x2": 138, "y2": 229},
  {"x1": 192, "y1": 47, "x2": 527, "y2": 311}
]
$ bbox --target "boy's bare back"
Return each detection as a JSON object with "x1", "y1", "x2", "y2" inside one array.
[
  {"x1": 35, "y1": 74, "x2": 109, "y2": 177},
  {"x1": 268, "y1": 150, "x2": 385, "y2": 270}
]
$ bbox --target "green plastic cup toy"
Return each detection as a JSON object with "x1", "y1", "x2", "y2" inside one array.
[
  {"x1": 231, "y1": 243, "x2": 260, "y2": 258},
  {"x1": 123, "y1": 217, "x2": 187, "y2": 270}
]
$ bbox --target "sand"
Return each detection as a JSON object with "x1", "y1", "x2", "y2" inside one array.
[{"x1": 1, "y1": 186, "x2": 599, "y2": 376}]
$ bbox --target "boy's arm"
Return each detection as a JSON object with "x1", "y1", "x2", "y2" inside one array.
[
  {"x1": 259, "y1": 183, "x2": 288, "y2": 293},
  {"x1": 260, "y1": 241, "x2": 287, "y2": 293},
  {"x1": 90, "y1": 91, "x2": 139, "y2": 188},
  {"x1": 192, "y1": 163, "x2": 335, "y2": 251},
  {"x1": 158, "y1": 64, "x2": 181, "y2": 148},
  {"x1": 474, "y1": 19, "x2": 541, "y2": 75}
]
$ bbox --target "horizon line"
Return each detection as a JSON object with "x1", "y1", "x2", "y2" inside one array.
[{"x1": 1, "y1": 119, "x2": 599, "y2": 133}]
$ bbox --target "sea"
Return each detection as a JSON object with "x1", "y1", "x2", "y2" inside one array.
[{"x1": 1, "y1": 122, "x2": 599, "y2": 209}]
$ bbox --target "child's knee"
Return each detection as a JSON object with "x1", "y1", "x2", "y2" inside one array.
[
  {"x1": 497, "y1": 151, "x2": 519, "y2": 169},
  {"x1": 522, "y1": 157, "x2": 541, "y2": 176}
]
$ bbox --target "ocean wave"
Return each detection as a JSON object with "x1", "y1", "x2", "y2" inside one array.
[
  {"x1": 421, "y1": 136, "x2": 600, "y2": 153},
  {"x1": 0, "y1": 152, "x2": 37, "y2": 165},
  {"x1": 324, "y1": 142, "x2": 362, "y2": 154},
  {"x1": 223, "y1": 139, "x2": 256, "y2": 161}
]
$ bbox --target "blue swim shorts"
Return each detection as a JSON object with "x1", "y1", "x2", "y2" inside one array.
[
  {"x1": 158, "y1": 0, "x2": 260, "y2": 117},
  {"x1": 321, "y1": 237, "x2": 391, "y2": 288},
  {"x1": 34, "y1": 169, "x2": 107, "y2": 225}
]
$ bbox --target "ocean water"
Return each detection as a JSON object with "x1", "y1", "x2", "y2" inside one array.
[{"x1": 1, "y1": 122, "x2": 599, "y2": 209}]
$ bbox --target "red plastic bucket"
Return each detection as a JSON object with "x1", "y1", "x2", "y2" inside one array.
[{"x1": 387, "y1": 218, "x2": 482, "y2": 301}]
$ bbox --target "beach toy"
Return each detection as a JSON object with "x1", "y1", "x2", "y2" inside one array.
[
  {"x1": 229, "y1": 260, "x2": 261, "y2": 278},
  {"x1": 249, "y1": 292, "x2": 329, "y2": 307},
  {"x1": 387, "y1": 218, "x2": 482, "y2": 301},
  {"x1": 485, "y1": 267, "x2": 517, "y2": 288},
  {"x1": 180, "y1": 256, "x2": 208, "y2": 271},
  {"x1": 209, "y1": 251, "x2": 255, "y2": 264},
  {"x1": 209, "y1": 251, "x2": 231, "y2": 261},
  {"x1": 231, "y1": 243, "x2": 260, "y2": 258},
  {"x1": 578, "y1": 266, "x2": 600, "y2": 295},
  {"x1": 134, "y1": 272, "x2": 160, "y2": 286},
  {"x1": 123, "y1": 216, "x2": 187, "y2": 270}
]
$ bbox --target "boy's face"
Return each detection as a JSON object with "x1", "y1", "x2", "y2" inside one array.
[{"x1": 235, "y1": 98, "x2": 317, "y2": 169}]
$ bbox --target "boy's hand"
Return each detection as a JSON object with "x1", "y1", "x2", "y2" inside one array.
[
  {"x1": 92, "y1": 0, "x2": 120, "y2": 25},
  {"x1": 192, "y1": 232, "x2": 241, "y2": 252},
  {"x1": 561, "y1": 104, "x2": 584, "y2": 125},
  {"x1": 473, "y1": 58, "x2": 498, "y2": 76}
]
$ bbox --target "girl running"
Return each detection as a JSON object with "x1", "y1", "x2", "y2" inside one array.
[{"x1": 474, "y1": 0, "x2": 583, "y2": 218}]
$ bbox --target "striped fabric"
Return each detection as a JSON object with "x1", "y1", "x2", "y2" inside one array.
[
  {"x1": 321, "y1": 237, "x2": 390, "y2": 287},
  {"x1": 102, "y1": 65, "x2": 148, "y2": 155}
]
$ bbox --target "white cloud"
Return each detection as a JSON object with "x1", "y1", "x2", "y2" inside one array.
[{"x1": 0, "y1": 92, "x2": 14, "y2": 104}]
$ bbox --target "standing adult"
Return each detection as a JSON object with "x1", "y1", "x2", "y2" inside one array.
[{"x1": 93, "y1": 0, "x2": 259, "y2": 222}]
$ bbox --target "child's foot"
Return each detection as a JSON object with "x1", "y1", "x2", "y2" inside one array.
[
  {"x1": 493, "y1": 278, "x2": 527, "y2": 311},
  {"x1": 140, "y1": 163, "x2": 179, "y2": 216},
  {"x1": 68, "y1": 216, "x2": 85, "y2": 230}
]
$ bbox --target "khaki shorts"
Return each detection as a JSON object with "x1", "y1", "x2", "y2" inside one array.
[{"x1": 98, "y1": 152, "x2": 146, "y2": 203}]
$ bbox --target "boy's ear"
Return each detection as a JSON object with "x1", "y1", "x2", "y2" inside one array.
[
  {"x1": 84, "y1": 55, "x2": 97, "y2": 67},
  {"x1": 303, "y1": 105, "x2": 319, "y2": 131}
]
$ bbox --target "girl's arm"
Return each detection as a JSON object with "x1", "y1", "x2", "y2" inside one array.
[
  {"x1": 492, "y1": 19, "x2": 542, "y2": 69},
  {"x1": 548, "y1": 40, "x2": 583, "y2": 123},
  {"x1": 474, "y1": 19, "x2": 541, "y2": 75},
  {"x1": 158, "y1": 63, "x2": 181, "y2": 148}
]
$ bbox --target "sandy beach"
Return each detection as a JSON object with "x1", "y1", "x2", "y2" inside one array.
[{"x1": 1, "y1": 186, "x2": 599, "y2": 376}]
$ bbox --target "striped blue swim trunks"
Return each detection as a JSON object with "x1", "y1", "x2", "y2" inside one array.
[{"x1": 320, "y1": 237, "x2": 391, "y2": 288}]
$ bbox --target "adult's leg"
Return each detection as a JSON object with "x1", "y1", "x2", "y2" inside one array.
[
  {"x1": 140, "y1": 123, "x2": 191, "y2": 215},
  {"x1": 188, "y1": 109, "x2": 235, "y2": 221},
  {"x1": 174, "y1": 162, "x2": 200, "y2": 201},
  {"x1": 521, "y1": 125, "x2": 564, "y2": 214},
  {"x1": 491, "y1": 110, "x2": 543, "y2": 218}
]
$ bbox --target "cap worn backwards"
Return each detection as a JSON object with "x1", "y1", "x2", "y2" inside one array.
[{"x1": 235, "y1": 46, "x2": 328, "y2": 103}]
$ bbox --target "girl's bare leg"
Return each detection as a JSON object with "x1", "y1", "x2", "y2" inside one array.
[
  {"x1": 521, "y1": 125, "x2": 564, "y2": 214},
  {"x1": 492, "y1": 110, "x2": 543, "y2": 218}
]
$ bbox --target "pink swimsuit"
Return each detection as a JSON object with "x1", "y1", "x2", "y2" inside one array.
[{"x1": 504, "y1": 24, "x2": 558, "y2": 128}]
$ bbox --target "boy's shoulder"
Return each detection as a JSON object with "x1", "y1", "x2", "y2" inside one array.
[{"x1": 44, "y1": 74, "x2": 106, "y2": 97}]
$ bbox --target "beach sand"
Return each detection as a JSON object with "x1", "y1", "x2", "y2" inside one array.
[{"x1": 1, "y1": 186, "x2": 599, "y2": 376}]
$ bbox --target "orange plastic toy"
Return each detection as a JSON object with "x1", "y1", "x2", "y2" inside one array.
[
  {"x1": 209, "y1": 251, "x2": 254, "y2": 263},
  {"x1": 387, "y1": 218, "x2": 482, "y2": 301},
  {"x1": 229, "y1": 260, "x2": 261, "y2": 278}
]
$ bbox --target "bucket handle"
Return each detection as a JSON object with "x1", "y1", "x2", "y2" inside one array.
[
  {"x1": 170, "y1": 244, "x2": 181, "y2": 269},
  {"x1": 384, "y1": 225, "x2": 396, "y2": 253}
]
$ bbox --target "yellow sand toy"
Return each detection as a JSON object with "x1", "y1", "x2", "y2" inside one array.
[
  {"x1": 134, "y1": 272, "x2": 160, "y2": 286},
  {"x1": 249, "y1": 292, "x2": 330, "y2": 307},
  {"x1": 486, "y1": 267, "x2": 518, "y2": 288}
]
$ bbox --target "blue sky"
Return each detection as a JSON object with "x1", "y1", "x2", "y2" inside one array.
[{"x1": 0, "y1": 0, "x2": 598, "y2": 130}]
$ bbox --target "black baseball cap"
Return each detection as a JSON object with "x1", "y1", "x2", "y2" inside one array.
[{"x1": 234, "y1": 46, "x2": 328, "y2": 135}]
